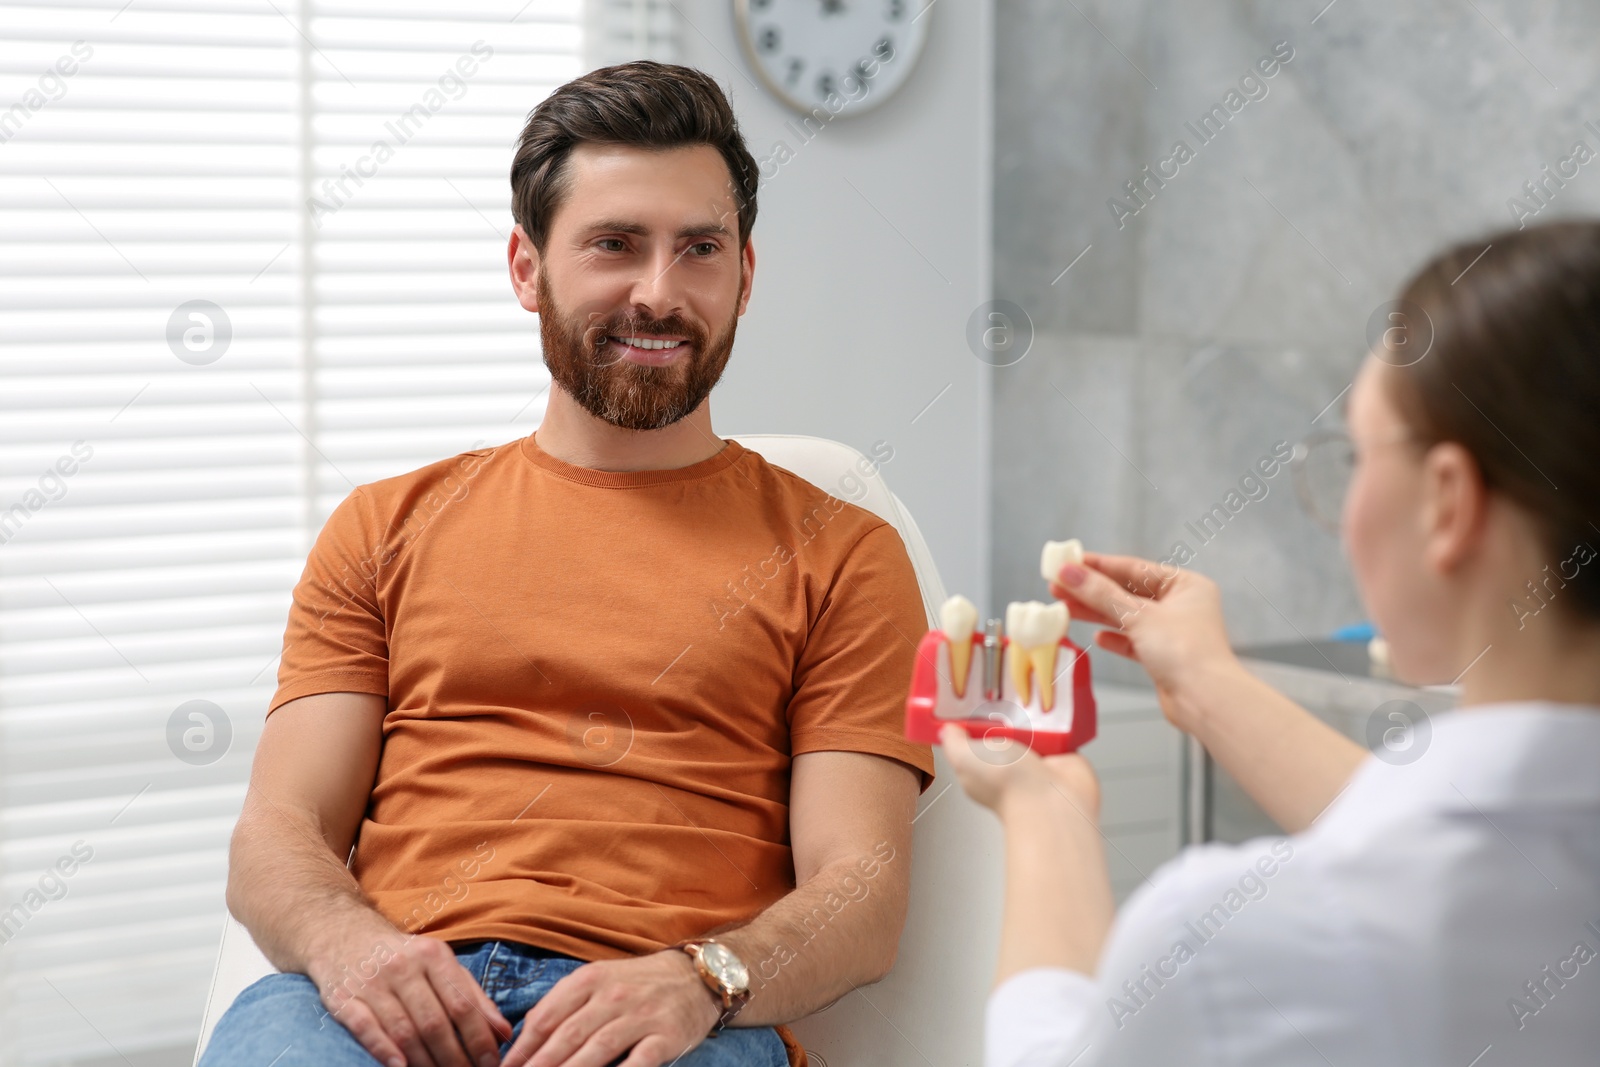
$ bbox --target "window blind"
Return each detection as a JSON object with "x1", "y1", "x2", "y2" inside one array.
[
  {"x1": 0, "y1": 1, "x2": 587, "y2": 1061},
  {"x1": 583, "y1": 0, "x2": 679, "y2": 68}
]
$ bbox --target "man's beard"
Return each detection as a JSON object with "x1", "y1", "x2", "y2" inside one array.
[{"x1": 536, "y1": 268, "x2": 738, "y2": 432}]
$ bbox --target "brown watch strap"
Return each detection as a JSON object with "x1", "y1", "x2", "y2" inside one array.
[{"x1": 674, "y1": 939, "x2": 752, "y2": 1029}]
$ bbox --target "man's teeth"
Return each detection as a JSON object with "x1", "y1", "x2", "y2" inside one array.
[
  {"x1": 1041, "y1": 538, "x2": 1085, "y2": 583},
  {"x1": 1004, "y1": 600, "x2": 1070, "y2": 710},
  {"x1": 613, "y1": 336, "x2": 683, "y2": 350},
  {"x1": 939, "y1": 595, "x2": 978, "y2": 697}
]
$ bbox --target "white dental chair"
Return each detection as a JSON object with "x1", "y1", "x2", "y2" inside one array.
[{"x1": 193, "y1": 433, "x2": 1002, "y2": 1066}]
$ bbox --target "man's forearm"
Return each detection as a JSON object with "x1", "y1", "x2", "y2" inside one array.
[
  {"x1": 711, "y1": 840, "x2": 906, "y2": 1026},
  {"x1": 226, "y1": 786, "x2": 395, "y2": 980}
]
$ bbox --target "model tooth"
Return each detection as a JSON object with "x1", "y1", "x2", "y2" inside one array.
[
  {"x1": 1005, "y1": 602, "x2": 1030, "y2": 704},
  {"x1": 1027, "y1": 602, "x2": 1070, "y2": 711},
  {"x1": 1041, "y1": 539, "x2": 1085, "y2": 584},
  {"x1": 1005, "y1": 601, "x2": 1070, "y2": 710},
  {"x1": 939, "y1": 595, "x2": 978, "y2": 697}
]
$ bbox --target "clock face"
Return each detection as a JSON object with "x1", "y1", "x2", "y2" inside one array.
[
  {"x1": 733, "y1": 0, "x2": 930, "y2": 118},
  {"x1": 700, "y1": 941, "x2": 750, "y2": 990}
]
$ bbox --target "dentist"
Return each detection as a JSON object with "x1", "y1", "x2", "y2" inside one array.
[{"x1": 943, "y1": 218, "x2": 1600, "y2": 1066}]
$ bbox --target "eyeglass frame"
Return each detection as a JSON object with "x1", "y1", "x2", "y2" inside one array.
[{"x1": 1290, "y1": 427, "x2": 1425, "y2": 534}]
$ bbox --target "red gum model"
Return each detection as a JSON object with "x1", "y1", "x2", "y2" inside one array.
[{"x1": 904, "y1": 630, "x2": 1098, "y2": 756}]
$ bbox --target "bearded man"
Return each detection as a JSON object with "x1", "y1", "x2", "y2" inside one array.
[{"x1": 202, "y1": 61, "x2": 935, "y2": 1067}]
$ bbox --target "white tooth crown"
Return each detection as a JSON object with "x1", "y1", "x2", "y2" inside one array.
[
  {"x1": 939, "y1": 595, "x2": 977, "y2": 642},
  {"x1": 1004, "y1": 601, "x2": 1027, "y2": 643},
  {"x1": 1006, "y1": 600, "x2": 1070, "y2": 711},
  {"x1": 939, "y1": 595, "x2": 978, "y2": 697},
  {"x1": 1009, "y1": 600, "x2": 1068, "y2": 649},
  {"x1": 1041, "y1": 538, "x2": 1085, "y2": 583}
]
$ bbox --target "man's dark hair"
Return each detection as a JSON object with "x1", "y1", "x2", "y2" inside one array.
[{"x1": 510, "y1": 61, "x2": 759, "y2": 253}]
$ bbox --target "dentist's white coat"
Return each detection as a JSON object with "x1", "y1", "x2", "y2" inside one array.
[{"x1": 986, "y1": 704, "x2": 1600, "y2": 1066}]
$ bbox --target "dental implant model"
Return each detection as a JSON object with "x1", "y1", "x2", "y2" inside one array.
[{"x1": 904, "y1": 540, "x2": 1098, "y2": 755}]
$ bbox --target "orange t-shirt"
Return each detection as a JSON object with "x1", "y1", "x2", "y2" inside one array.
[{"x1": 268, "y1": 433, "x2": 935, "y2": 961}]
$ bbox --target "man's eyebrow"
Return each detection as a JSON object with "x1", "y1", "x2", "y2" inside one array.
[
  {"x1": 677, "y1": 222, "x2": 733, "y2": 240},
  {"x1": 580, "y1": 219, "x2": 733, "y2": 240}
]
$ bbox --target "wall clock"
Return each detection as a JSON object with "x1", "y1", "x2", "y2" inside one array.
[{"x1": 732, "y1": 0, "x2": 930, "y2": 118}]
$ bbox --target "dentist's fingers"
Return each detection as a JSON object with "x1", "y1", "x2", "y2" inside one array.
[
  {"x1": 1049, "y1": 562, "x2": 1148, "y2": 630},
  {"x1": 1081, "y1": 551, "x2": 1180, "y2": 599},
  {"x1": 1047, "y1": 554, "x2": 1174, "y2": 627},
  {"x1": 938, "y1": 723, "x2": 1028, "y2": 813},
  {"x1": 1094, "y1": 630, "x2": 1137, "y2": 661},
  {"x1": 1046, "y1": 580, "x2": 1122, "y2": 629},
  {"x1": 940, "y1": 723, "x2": 998, "y2": 782},
  {"x1": 938, "y1": 723, "x2": 972, "y2": 771}
]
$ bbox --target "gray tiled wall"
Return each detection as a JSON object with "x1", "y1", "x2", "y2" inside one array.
[
  {"x1": 993, "y1": 0, "x2": 1600, "y2": 641},
  {"x1": 993, "y1": 0, "x2": 1600, "y2": 890}
]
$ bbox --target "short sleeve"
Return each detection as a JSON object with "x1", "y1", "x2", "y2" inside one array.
[
  {"x1": 267, "y1": 487, "x2": 390, "y2": 717},
  {"x1": 787, "y1": 522, "x2": 937, "y2": 791}
]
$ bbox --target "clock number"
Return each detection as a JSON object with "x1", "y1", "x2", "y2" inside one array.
[{"x1": 743, "y1": 3, "x2": 918, "y2": 112}]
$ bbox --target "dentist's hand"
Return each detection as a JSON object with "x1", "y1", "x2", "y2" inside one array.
[
  {"x1": 939, "y1": 725, "x2": 1115, "y2": 980},
  {"x1": 938, "y1": 724, "x2": 1101, "y2": 823},
  {"x1": 1048, "y1": 552, "x2": 1238, "y2": 736}
]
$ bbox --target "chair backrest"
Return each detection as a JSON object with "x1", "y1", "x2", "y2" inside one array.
[
  {"x1": 194, "y1": 434, "x2": 991, "y2": 1065},
  {"x1": 731, "y1": 434, "x2": 948, "y2": 626},
  {"x1": 732, "y1": 435, "x2": 997, "y2": 1067}
]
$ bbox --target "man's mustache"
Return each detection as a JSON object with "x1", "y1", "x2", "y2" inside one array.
[{"x1": 576, "y1": 312, "x2": 704, "y2": 364}]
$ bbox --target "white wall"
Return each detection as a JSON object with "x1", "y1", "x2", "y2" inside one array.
[
  {"x1": 674, "y1": 4, "x2": 997, "y2": 1063},
  {"x1": 678, "y1": 0, "x2": 992, "y2": 607}
]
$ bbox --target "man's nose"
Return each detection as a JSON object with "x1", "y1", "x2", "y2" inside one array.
[{"x1": 626, "y1": 246, "x2": 689, "y2": 319}]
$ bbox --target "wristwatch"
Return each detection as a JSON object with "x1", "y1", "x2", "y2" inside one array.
[{"x1": 674, "y1": 938, "x2": 752, "y2": 1029}]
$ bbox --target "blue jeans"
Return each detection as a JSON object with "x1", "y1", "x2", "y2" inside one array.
[{"x1": 198, "y1": 940, "x2": 789, "y2": 1067}]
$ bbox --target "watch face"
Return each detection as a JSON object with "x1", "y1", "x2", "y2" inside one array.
[
  {"x1": 699, "y1": 941, "x2": 750, "y2": 991},
  {"x1": 734, "y1": 0, "x2": 930, "y2": 118}
]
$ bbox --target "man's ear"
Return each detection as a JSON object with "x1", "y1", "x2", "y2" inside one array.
[
  {"x1": 1420, "y1": 441, "x2": 1488, "y2": 576},
  {"x1": 509, "y1": 223, "x2": 541, "y2": 313},
  {"x1": 736, "y1": 236, "x2": 756, "y2": 317}
]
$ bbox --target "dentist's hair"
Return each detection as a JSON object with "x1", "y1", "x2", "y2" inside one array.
[
  {"x1": 510, "y1": 61, "x2": 759, "y2": 253},
  {"x1": 1388, "y1": 218, "x2": 1600, "y2": 620}
]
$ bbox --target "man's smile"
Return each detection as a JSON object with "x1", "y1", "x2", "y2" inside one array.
[{"x1": 606, "y1": 334, "x2": 691, "y2": 365}]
